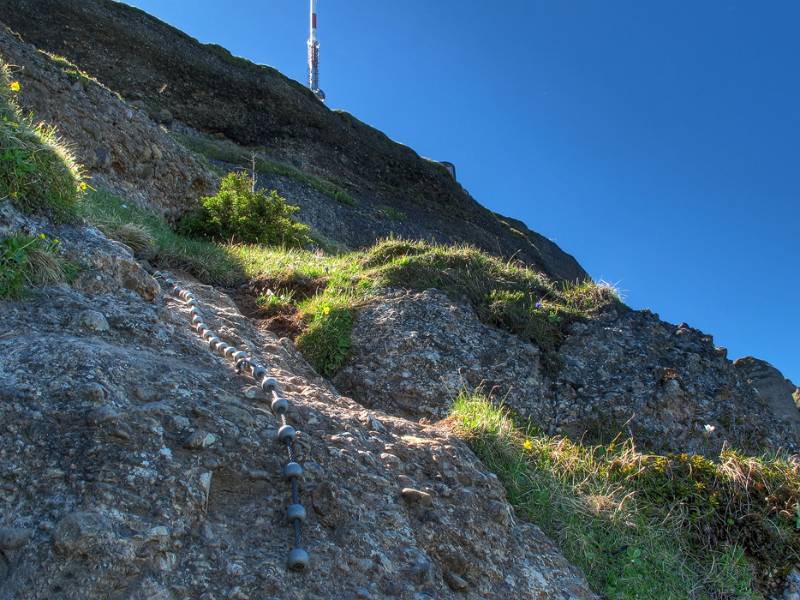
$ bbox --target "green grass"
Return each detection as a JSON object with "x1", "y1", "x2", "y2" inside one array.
[
  {"x1": 41, "y1": 52, "x2": 103, "y2": 88},
  {"x1": 0, "y1": 61, "x2": 85, "y2": 222},
  {"x1": 226, "y1": 238, "x2": 619, "y2": 375},
  {"x1": 171, "y1": 132, "x2": 357, "y2": 206},
  {"x1": 0, "y1": 232, "x2": 73, "y2": 298},
  {"x1": 295, "y1": 292, "x2": 354, "y2": 376},
  {"x1": 450, "y1": 392, "x2": 800, "y2": 599},
  {"x1": 366, "y1": 239, "x2": 621, "y2": 353},
  {"x1": 376, "y1": 204, "x2": 407, "y2": 221}
]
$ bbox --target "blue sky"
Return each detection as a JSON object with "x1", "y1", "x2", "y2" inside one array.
[{"x1": 127, "y1": 1, "x2": 799, "y2": 383}]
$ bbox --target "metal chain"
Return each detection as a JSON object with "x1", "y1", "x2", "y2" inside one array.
[{"x1": 156, "y1": 272, "x2": 310, "y2": 572}]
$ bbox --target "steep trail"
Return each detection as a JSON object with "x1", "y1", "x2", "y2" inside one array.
[{"x1": 0, "y1": 203, "x2": 597, "y2": 598}]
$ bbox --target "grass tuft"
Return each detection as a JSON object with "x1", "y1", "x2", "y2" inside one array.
[
  {"x1": 0, "y1": 233, "x2": 70, "y2": 298},
  {"x1": 450, "y1": 392, "x2": 800, "y2": 599},
  {"x1": 295, "y1": 292, "x2": 354, "y2": 376},
  {"x1": 108, "y1": 223, "x2": 156, "y2": 258},
  {"x1": 0, "y1": 61, "x2": 85, "y2": 222}
]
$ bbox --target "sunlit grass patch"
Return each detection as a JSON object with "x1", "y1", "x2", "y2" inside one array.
[
  {"x1": 450, "y1": 392, "x2": 799, "y2": 599},
  {"x1": 0, "y1": 61, "x2": 85, "y2": 222},
  {"x1": 81, "y1": 188, "x2": 621, "y2": 377}
]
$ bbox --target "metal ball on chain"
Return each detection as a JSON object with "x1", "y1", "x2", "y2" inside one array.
[
  {"x1": 278, "y1": 424, "x2": 296, "y2": 443},
  {"x1": 287, "y1": 503, "x2": 306, "y2": 523},
  {"x1": 287, "y1": 547, "x2": 309, "y2": 571},
  {"x1": 272, "y1": 397, "x2": 289, "y2": 415},
  {"x1": 160, "y1": 272, "x2": 310, "y2": 573},
  {"x1": 284, "y1": 462, "x2": 303, "y2": 480}
]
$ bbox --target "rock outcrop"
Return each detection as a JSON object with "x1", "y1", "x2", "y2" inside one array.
[
  {"x1": 0, "y1": 203, "x2": 596, "y2": 599},
  {"x1": 0, "y1": 0, "x2": 587, "y2": 282},
  {"x1": 0, "y1": 24, "x2": 216, "y2": 218},
  {"x1": 337, "y1": 289, "x2": 799, "y2": 455},
  {"x1": 734, "y1": 356, "x2": 800, "y2": 439}
]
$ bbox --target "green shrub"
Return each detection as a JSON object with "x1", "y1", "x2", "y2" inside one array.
[
  {"x1": 0, "y1": 62, "x2": 84, "y2": 222},
  {"x1": 179, "y1": 172, "x2": 311, "y2": 247},
  {"x1": 0, "y1": 233, "x2": 67, "y2": 298},
  {"x1": 451, "y1": 392, "x2": 799, "y2": 599}
]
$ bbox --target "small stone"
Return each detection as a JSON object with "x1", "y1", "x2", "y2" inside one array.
[
  {"x1": 53, "y1": 511, "x2": 110, "y2": 556},
  {"x1": 146, "y1": 526, "x2": 170, "y2": 542},
  {"x1": 0, "y1": 527, "x2": 33, "y2": 550},
  {"x1": 75, "y1": 310, "x2": 110, "y2": 332},
  {"x1": 93, "y1": 147, "x2": 111, "y2": 169},
  {"x1": 87, "y1": 405, "x2": 120, "y2": 425},
  {"x1": 184, "y1": 430, "x2": 217, "y2": 449},
  {"x1": 246, "y1": 469, "x2": 271, "y2": 481},
  {"x1": 82, "y1": 382, "x2": 107, "y2": 404},
  {"x1": 444, "y1": 572, "x2": 469, "y2": 592},
  {"x1": 367, "y1": 415, "x2": 386, "y2": 432},
  {"x1": 155, "y1": 108, "x2": 173, "y2": 124},
  {"x1": 401, "y1": 488, "x2": 432, "y2": 505}
]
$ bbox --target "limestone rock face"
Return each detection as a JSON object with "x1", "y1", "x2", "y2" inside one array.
[
  {"x1": 0, "y1": 205, "x2": 596, "y2": 599},
  {"x1": 0, "y1": 24, "x2": 215, "y2": 220},
  {"x1": 734, "y1": 356, "x2": 800, "y2": 439},
  {"x1": 334, "y1": 289, "x2": 547, "y2": 420},
  {"x1": 339, "y1": 290, "x2": 799, "y2": 455}
]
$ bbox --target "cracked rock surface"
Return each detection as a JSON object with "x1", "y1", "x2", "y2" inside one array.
[{"x1": 338, "y1": 289, "x2": 799, "y2": 455}]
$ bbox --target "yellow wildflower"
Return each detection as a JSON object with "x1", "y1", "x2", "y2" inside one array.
[
  {"x1": 38, "y1": 233, "x2": 46, "y2": 239},
  {"x1": 79, "y1": 181, "x2": 89, "y2": 192},
  {"x1": 322, "y1": 305, "x2": 331, "y2": 316},
  {"x1": 523, "y1": 439, "x2": 533, "y2": 451},
  {"x1": 9, "y1": 81, "x2": 20, "y2": 92}
]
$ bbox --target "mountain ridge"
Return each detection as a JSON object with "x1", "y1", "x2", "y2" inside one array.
[{"x1": 0, "y1": 0, "x2": 588, "y2": 282}]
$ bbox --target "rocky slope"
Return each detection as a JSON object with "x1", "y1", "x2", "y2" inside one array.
[
  {"x1": 335, "y1": 289, "x2": 800, "y2": 456},
  {"x1": 0, "y1": 25, "x2": 215, "y2": 218},
  {"x1": 0, "y1": 203, "x2": 595, "y2": 599},
  {"x1": 0, "y1": 0, "x2": 587, "y2": 282}
]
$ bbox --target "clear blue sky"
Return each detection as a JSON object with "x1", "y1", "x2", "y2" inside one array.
[{"x1": 126, "y1": 0, "x2": 799, "y2": 383}]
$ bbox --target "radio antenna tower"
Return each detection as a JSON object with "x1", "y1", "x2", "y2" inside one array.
[{"x1": 308, "y1": 0, "x2": 325, "y2": 101}]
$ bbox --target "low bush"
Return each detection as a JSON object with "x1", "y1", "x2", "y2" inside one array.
[
  {"x1": 179, "y1": 172, "x2": 311, "y2": 247},
  {"x1": 0, "y1": 61, "x2": 84, "y2": 222},
  {"x1": 450, "y1": 392, "x2": 800, "y2": 599}
]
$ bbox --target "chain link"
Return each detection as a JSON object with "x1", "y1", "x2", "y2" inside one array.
[{"x1": 156, "y1": 272, "x2": 310, "y2": 572}]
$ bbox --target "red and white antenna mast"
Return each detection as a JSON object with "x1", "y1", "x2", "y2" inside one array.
[{"x1": 308, "y1": 0, "x2": 325, "y2": 101}]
